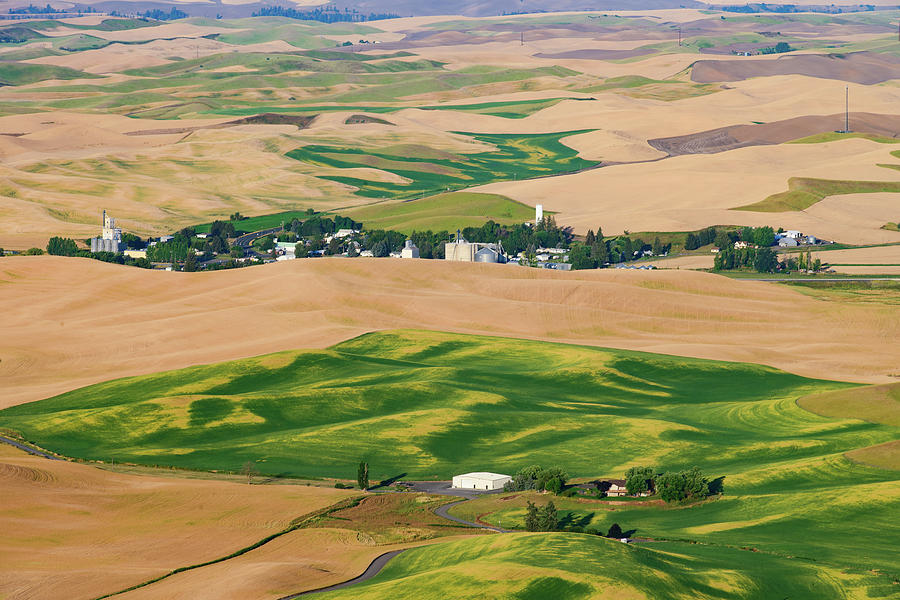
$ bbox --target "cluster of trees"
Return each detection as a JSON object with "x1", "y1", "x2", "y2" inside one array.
[
  {"x1": 760, "y1": 42, "x2": 793, "y2": 54},
  {"x1": 625, "y1": 466, "x2": 655, "y2": 496},
  {"x1": 504, "y1": 465, "x2": 569, "y2": 495},
  {"x1": 45, "y1": 236, "x2": 152, "y2": 268},
  {"x1": 713, "y1": 246, "x2": 778, "y2": 273},
  {"x1": 624, "y1": 466, "x2": 716, "y2": 504},
  {"x1": 783, "y1": 249, "x2": 822, "y2": 272},
  {"x1": 251, "y1": 6, "x2": 399, "y2": 22},
  {"x1": 146, "y1": 222, "x2": 235, "y2": 263},
  {"x1": 524, "y1": 501, "x2": 559, "y2": 532},
  {"x1": 570, "y1": 227, "x2": 672, "y2": 269},
  {"x1": 140, "y1": 7, "x2": 187, "y2": 20}
]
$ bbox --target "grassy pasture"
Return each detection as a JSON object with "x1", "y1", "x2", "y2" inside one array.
[
  {"x1": 316, "y1": 533, "x2": 887, "y2": 599},
  {"x1": 0, "y1": 62, "x2": 98, "y2": 86},
  {"x1": 735, "y1": 177, "x2": 900, "y2": 212},
  {"x1": 336, "y1": 191, "x2": 534, "y2": 233},
  {"x1": 285, "y1": 131, "x2": 597, "y2": 201}
]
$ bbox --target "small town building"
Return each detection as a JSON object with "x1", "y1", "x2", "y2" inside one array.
[
  {"x1": 444, "y1": 230, "x2": 506, "y2": 263},
  {"x1": 451, "y1": 472, "x2": 512, "y2": 491},
  {"x1": 124, "y1": 249, "x2": 147, "y2": 259},
  {"x1": 400, "y1": 239, "x2": 420, "y2": 259},
  {"x1": 778, "y1": 237, "x2": 799, "y2": 248}
]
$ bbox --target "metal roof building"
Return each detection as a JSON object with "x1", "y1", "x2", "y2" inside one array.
[{"x1": 451, "y1": 472, "x2": 512, "y2": 491}]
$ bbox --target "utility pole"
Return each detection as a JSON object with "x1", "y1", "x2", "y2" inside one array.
[
  {"x1": 844, "y1": 85, "x2": 850, "y2": 133},
  {"x1": 521, "y1": 31, "x2": 524, "y2": 46},
  {"x1": 678, "y1": 27, "x2": 682, "y2": 47}
]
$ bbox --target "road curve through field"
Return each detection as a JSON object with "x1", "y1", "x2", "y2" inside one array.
[
  {"x1": 278, "y1": 549, "x2": 408, "y2": 598},
  {"x1": 0, "y1": 435, "x2": 60, "y2": 460},
  {"x1": 278, "y1": 496, "x2": 505, "y2": 597},
  {"x1": 434, "y1": 499, "x2": 511, "y2": 533}
]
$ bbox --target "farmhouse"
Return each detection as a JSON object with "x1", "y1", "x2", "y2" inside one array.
[
  {"x1": 602, "y1": 479, "x2": 629, "y2": 497},
  {"x1": 452, "y1": 472, "x2": 512, "y2": 491}
]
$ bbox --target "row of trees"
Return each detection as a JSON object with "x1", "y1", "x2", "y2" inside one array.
[
  {"x1": 504, "y1": 465, "x2": 569, "y2": 495},
  {"x1": 713, "y1": 247, "x2": 779, "y2": 273},
  {"x1": 251, "y1": 6, "x2": 399, "y2": 22},
  {"x1": 45, "y1": 236, "x2": 153, "y2": 268},
  {"x1": 625, "y1": 465, "x2": 716, "y2": 503}
]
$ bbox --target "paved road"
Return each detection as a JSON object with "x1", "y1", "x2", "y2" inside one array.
[
  {"x1": 278, "y1": 490, "x2": 507, "y2": 597},
  {"x1": 278, "y1": 549, "x2": 408, "y2": 598},
  {"x1": 434, "y1": 499, "x2": 511, "y2": 533},
  {"x1": 0, "y1": 435, "x2": 60, "y2": 460},
  {"x1": 235, "y1": 227, "x2": 283, "y2": 249}
]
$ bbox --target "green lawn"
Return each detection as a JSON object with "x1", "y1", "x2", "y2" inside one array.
[
  {"x1": 734, "y1": 177, "x2": 900, "y2": 212},
  {"x1": 316, "y1": 533, "x2": 889, "y2": 599},
  {"x1": 336, "y1": 192, "x2": 534, "y2": 232},
  {"x1": 285, "y1": 130, "x2": 598, "y2": 201}
]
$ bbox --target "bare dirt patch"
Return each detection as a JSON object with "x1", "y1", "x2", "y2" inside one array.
[
  {"x1": 692, "y1": 52, "x2": 900, "y2": 85},
  {"x1": 649, "y1": 112, "x2": 900, "y2": 156}
]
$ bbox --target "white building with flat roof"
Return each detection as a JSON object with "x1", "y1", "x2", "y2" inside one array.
[{"x1": 452, "y1": 472, "x2": 512, "y2": 491}]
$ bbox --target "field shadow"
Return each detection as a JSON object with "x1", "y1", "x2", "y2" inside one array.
[
  {"x1": 709, "y1": 476, "x2": 726, "y2": 495},
  {"x1": 371, "y1": 472, "x2": 407, "y2": 490}
]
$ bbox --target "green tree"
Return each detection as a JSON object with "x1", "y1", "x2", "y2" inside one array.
[
  {"x1": 568, "y1": 243, "x2": 596, "y2": 270},
  {"x1": 625, "y1": 466, "x2": 655, "y2": 495},
  {"x1": 752, "y1": 226, "x2": 775, "y2": 248},
  {"x1": 47, "y1": 236, "x2": 78, "y2": 256},
  {"x1": 24, "y1": 248, "x2": 44, "y2": 255},
  {"x1": 230, "y1": 245, "x2": 244, "y2": 258},
  {"x1": 357, "y1": 461, "x2": 369, "y2": 490},
  {"x1": 753, "y1": 248, "x2": 777, "y2": 273},
  {"x1": 545, "y1": 476, "x2": 563, "y2": 495},
  {"x1": 713, "y1": 230, "x2": 731, "y2": 250},
  {"x1": 524, "y1": 501, "x2": 540, "y2": 531},
  {"x1": 585, "y1": 229, "x2": 596, "y2": 247},
  {"x1": 606, "y1": 523, "x2": 623, "y2": 538},
  {"x1": 183, "y1": 251, "x2": 198, "y2": 272},
  {"x1": 538, "y1": 501, "x2": 558, "y2": 532},
  {"x1": 0, "y1": 248, "x2": 5, "y2": 257},
  {"x1": 775, "y1": 41, "x2": 791, "y2": 53},
  {"x1": 684, "y1": 233, "x2": 700, "y2": 250}
]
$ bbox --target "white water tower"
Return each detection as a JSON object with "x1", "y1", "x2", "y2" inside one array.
[{"x1": 535, "y1": 204, "x2": 543, "y2": 225}]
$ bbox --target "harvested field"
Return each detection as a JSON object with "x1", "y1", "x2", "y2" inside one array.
[
  {"x1": 0, "y1": 443, "x2": 353, "y2": 600},
  {"x1": 1, "y1": 256, "x2": 899, "y2": 412},
  {"x1": 846, "y1": 440, "x2": 900, "y2": 471},
  {"x1": 649, "y1": 112, "x2": 900, "y2": 156},
  {"x1": 691, "y1": 51, "x2": 900, "y2": 85},
  {"x1": 534, "y1": 48, "x2": 655, "y2": 60},
  {"x1": 799, "y1": 381, "x2": 900, "y2": 426}
]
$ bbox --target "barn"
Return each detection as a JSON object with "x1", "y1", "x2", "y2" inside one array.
[{"x1": 451, "y1": 472, "x2": 512, "y2": 491}]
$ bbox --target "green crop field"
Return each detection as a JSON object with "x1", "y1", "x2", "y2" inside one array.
[
  {"x1": 285, "y1": 131, "x2": 597, "y2": 201},
  {"x1": 1, "y1": 329, "x2": 893, "y2": 478},
  {"x1": 735, "y1": 177, "x2": 900, "y2": 212},
  {"x1": 315, "y1": 534, "x2": 888, "y2": 599},
  {"x1": 336, "y1": 191, "x2": 534, "y2": 232}
]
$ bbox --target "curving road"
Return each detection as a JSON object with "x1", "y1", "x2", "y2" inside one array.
[
  {"x1": 434, "y1": 499, "x2": 511, "y2": 533},
  {"x1": 0, "y1": 435, "x2": 60, "y2": 460},
  {"x1": 278, "y1": 549, "x2": 408, "y2": 598},
  {"x1": 278, "y1": 496, "x2": 505, "y2": 597}
]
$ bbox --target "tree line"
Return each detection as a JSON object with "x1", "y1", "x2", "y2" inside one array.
[{"x1": 625, "y1": 465, "x2": 719, "y2": 504}]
